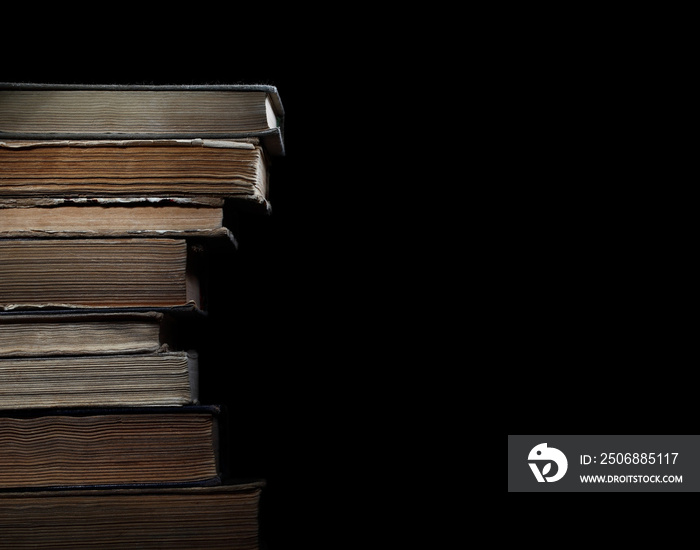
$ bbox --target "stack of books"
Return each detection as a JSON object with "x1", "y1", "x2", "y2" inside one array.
[{"x1": 0, "y1": 83, "x2": 284, "y2": 549}]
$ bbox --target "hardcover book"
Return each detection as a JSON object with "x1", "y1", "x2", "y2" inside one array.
[
  {"x1": 0, "y1": 238, "x2": 203, "y2": 310},
  {"x1": 0, "y1": 406, "x2": 223, "y2": 490},
  {"x1": 0, "y1": 83, "x2": 285, "y2": 156},
  {"x1": 0, "y1": 482, "x2": 264, "y2": 549},
  {"x1": 0, "y1": 202, "x2": 231, "y2": 238},
  {"x1": 0, "y1": 139, "x2": 270, "y2": 209},
  {"x1": 0, "y1": 351, "x2": 199, "y2": 409},
  {"x1": 0, "y1": 311, "x2": 189, "y2": 357}
]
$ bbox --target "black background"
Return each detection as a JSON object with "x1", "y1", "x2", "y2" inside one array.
[{"x1": 2, "y1": 39, "x2": 368, "y2": 547}]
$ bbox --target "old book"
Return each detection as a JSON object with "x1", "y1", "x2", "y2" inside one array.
[
  {"x1": 0, "y1": 83, "x2": 285, "y2": 156},
  {"x1": 0, "y1": 482, "x2": 264, "y2": 550},
  {"x1": 0, "y1": 139, "x2": 270, "y2": 207},
  {"x1": 0, "y1": 311, "x2": 184, "y2": 357},
  {"x1": 0, "y1": 406, "x2": 222, "y2": 490},
  {"x1": 0, "y1": 238, "x2": 203, "y2": 310},
  {"x1": 0, "y1": 351, "x2": 198, "y2": 410},
  {"x1": 0, "y1": 202, "x2": 234, "y2": 238}
]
